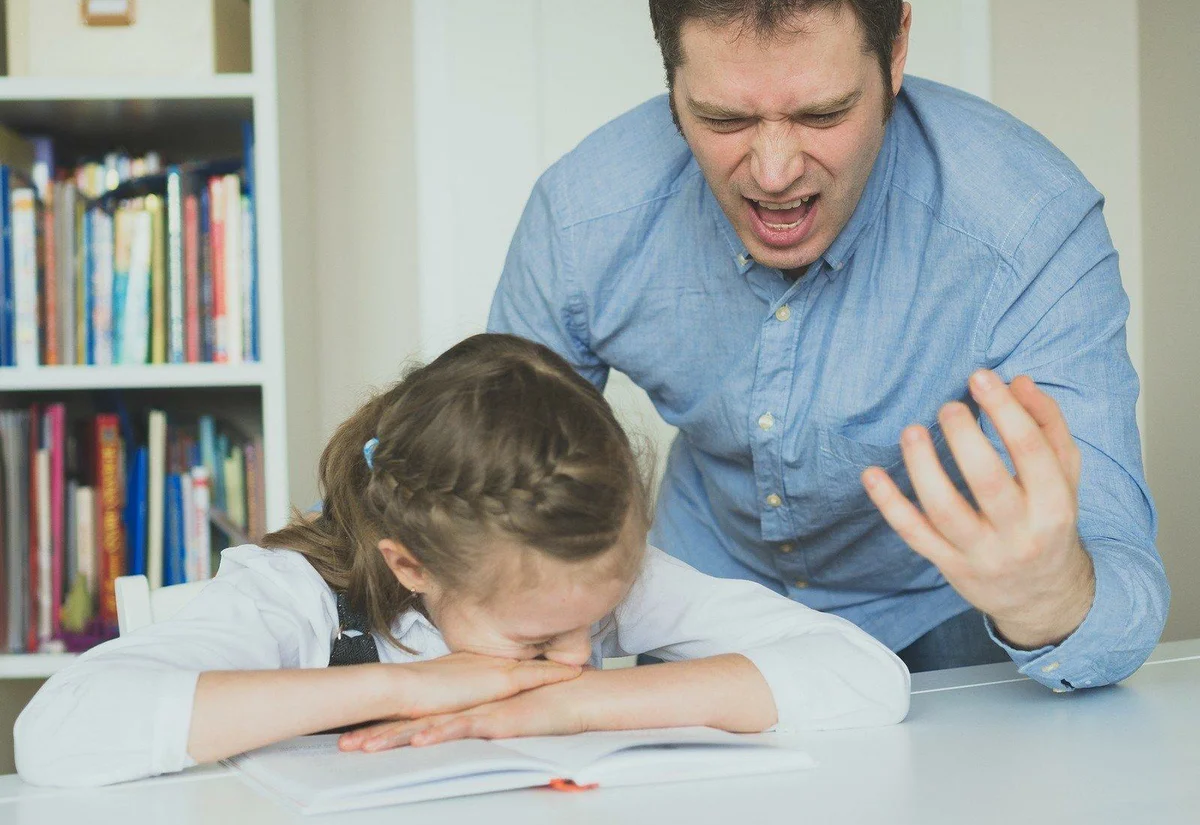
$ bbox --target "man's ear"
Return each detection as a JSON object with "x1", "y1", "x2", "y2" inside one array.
[
  {"x1": 378, "y1": 539, "x2": 434, "y2": 594},
  {"x1": 891, "y1": 2, "x2": 913, "y2": 96}
]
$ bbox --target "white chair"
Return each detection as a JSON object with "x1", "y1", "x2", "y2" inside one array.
[{"x1": 115, "y1": 575, "x2": 212, "y2": 636}]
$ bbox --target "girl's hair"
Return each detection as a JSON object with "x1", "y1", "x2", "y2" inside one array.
[{"x1": 262, "y1": 333, "x2": 651, "y2": 646}]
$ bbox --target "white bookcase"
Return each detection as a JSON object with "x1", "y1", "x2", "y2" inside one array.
[{"x1": 0, "y1": 0, "x2": 294, "y2": 680}]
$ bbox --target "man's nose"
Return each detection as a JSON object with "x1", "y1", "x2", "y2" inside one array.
[{"x1": 749, "y1": 121, "x2": 806, "y2": 195}]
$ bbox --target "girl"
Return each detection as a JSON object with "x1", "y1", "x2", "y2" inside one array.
[{"x1": 15, "y1": 334, "x2": 909, "y2": 787}]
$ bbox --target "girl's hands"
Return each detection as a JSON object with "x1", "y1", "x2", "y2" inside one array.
[
  {"x1": 385, "y1": 651, "x2": 582, "y2": 718},
  {"x1": 341, "y1": 675, "x2": 586, "y2": 753}
]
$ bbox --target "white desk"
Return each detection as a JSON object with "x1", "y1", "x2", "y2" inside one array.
[{"x1": 3, "y1": 638, "x2": 1198, "y2": 825}]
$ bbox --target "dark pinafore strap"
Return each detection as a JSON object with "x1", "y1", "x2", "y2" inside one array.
[{"x1": 328, "y1": 591, "x2": 380, "y2": 666}]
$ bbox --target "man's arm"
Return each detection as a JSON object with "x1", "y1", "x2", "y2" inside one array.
[
  {"x1": 488, "y1": 167, "x2": 609, "y2": 389},
  {"x1": 864, "y1": 182, "x2": 1166, "y2": 691}
]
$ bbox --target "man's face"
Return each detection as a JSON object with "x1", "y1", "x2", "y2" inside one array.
[{"x1": 672, "y1": 4, "x2": 909, "y2": 276}]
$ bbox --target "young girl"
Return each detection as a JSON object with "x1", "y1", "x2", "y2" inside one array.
[{"x1": 15, "y1": 334, "x2": 909, "y2": 788}]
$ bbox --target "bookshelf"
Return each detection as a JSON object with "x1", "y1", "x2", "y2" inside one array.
[{"x1": 0, "y1": 0, "x2": 293, "y2": 679}]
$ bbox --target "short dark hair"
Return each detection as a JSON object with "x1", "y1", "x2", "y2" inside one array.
[{"x1": 649, "y1": 0, "x2": 904, "y2": 119}]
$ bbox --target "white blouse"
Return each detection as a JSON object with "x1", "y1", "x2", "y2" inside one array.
[{"x1": 15, "y1": 544, "x2": 910, "y2": 787}]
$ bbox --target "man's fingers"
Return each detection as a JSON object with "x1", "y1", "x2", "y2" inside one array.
[
  {"x1": 938, "y1": 401, "x2": 1024, "y2": 529},
  {"x1": 1010, "y1": 375, "x2": 1081, "y2": 490},
  {"x1": 863, "y1": 467, "x2": 963, "y2": 574},
  {"x1": 969, "y1": 370, "x2": 1072, "y2": 510},
  {"x1": 900, "y1": 425, "x2": 986, "y2": 550}
]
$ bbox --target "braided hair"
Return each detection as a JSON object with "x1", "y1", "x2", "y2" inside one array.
[{"x1": 262, "y1": 333, "x2": 651, "y2": 648}]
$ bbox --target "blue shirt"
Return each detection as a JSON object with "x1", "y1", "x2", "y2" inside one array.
[{"x1": 488, "y1": 76, "x2": 1168, "y2": 691}]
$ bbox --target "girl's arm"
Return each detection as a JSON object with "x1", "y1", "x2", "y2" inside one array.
[
  {"x1": 338, "y1": 653, "x2": 774, "y2": 751},
  {"x1": 15, "y1": 547, "x2": 576, "y2": 787}
]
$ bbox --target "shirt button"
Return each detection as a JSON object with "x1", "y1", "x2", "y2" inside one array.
[
  {"x1": 1052, "y1": 687, "x2": 1068, "y2": 694},
  {"x1": 758, "y1": 412, "x2": 775, "y2": 431},
  {"x1": 778, "y1": 543, "x2": 795, "y2": 554},
  {"x1": 766, "y1": 493, "x2": 783, "y2": 508},
  {"x1": 737, "y1": 254, "x2": 750, "y2": 267},
  {"x1": 1041, "y1": 662, "x2": 1061, "y2": 674},
  {"x1": 774, "y1": 305, "x2": 792, "y2": 322},
  {"x1": 793, "y1": 579, "x2": 809, "y2": 589}
]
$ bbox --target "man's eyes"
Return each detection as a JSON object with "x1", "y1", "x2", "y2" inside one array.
[{"x1": 699, "y1": 110, "x2": 847, "y2": 130}]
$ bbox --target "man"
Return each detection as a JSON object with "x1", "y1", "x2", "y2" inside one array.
[{"x1": 489, "y1": 0, "x2": 1167, "y2": 686}]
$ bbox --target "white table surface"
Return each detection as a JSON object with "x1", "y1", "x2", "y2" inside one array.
[{"x1": 3, "y1": 638, "x2": 1198, "y2": 825}]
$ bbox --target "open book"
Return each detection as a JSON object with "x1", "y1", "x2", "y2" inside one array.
[{"x1": 226, "y1": 727, "x2": 815, "y2": 814}]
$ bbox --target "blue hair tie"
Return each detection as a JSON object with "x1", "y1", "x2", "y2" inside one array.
[{"x1": 363, "y1": 437, "x2": 380, "y2": 471}]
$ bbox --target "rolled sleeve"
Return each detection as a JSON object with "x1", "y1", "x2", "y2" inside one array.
[{"x1": 986, "y1": 538, "x2": 1168, "y2": 691}]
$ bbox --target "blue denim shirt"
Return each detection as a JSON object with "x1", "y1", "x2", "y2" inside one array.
[{"x1": 488, "y1": 76, "x2": 1168, "y2": 691}]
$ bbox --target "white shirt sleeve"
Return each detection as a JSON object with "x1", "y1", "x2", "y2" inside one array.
[
  {"x1": 607, "y1": 547, "x2": 911, "y2": 731},
  {"x1": 14, "y1": 546, "x2": 337, "y2": 788}
]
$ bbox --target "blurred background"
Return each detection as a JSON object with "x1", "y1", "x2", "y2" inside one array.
[{"x1": 0, "y1": 0, "x2": 1194, "y2": 772}]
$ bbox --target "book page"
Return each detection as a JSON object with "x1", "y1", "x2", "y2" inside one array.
[
  {"x1": 227, "y1": 734, "x2": 552, "y2": 809},
  {"x1": 494, "y1": 727, "x2": 797, "y2": 774}
]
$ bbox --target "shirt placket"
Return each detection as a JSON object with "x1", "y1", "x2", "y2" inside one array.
[{"x1": 748, "y1": 269, "x2": 814, "y2": 545}]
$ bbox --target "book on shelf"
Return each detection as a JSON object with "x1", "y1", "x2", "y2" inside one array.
[
  {"x1": 227, "y1": 727, "x2": 816, "y2": 814},
  {"x1": 0, "y1": 125, "x2": 259, "y2": 369},
  {"x1": 0, "y1": 398, "x2": 265, "y2": 654}
]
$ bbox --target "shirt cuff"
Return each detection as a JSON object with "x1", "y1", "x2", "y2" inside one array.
[
  {"x1": 154, "y1": 669, "x2": 201, "y2": 774},
  {"x1": 984, "y1": 539, "x2": 1132, "y2": 692}
]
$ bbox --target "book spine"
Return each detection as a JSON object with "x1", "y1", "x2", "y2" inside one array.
[
  {"x1": 166, "y1": 168, "x2": 185, "y2": 363},
  {"x1": 92, "y1": 209, "x2": 114, "y2": 365},
  {"x1": 190, "y1": 466, "x2": 211, "y2": 581},
  {"x1": 11, "y1": 188, "x2": 38, "y2": 367},
  {"x1": 241, "y1": 195, "x2": 257, "y2": 362},
  {"x1": 146, "y1": 410, "x2": 166, "y2": 589},
  {"x1": 26, "y1": 404, "x2": 39, "y2": 652},
  {"x1": 49, "y1": 404, "x2": 65, "y2": 640},
  {"x1": 184, "y1": 194, "x2": 200, "y2": 363},
  {"x1": 42, "y1": 188, "x2": 57, "y2": 365},
  {"x1": 209, "y1": 177, "x2": 227, "y2": 363},
  {"x1": 164, "y1": 474, "x2": 183, "y2": 587},
  {"x1": 131, "y1": 446, "x2": 148, "y2": 579},
  {"x1": 35, "y1": 446, "x2": 50, "y2": 646},
  {"x1": 0, "y1": 167, "x2": 13, "y2": 367},
  {"x1": 223, "y1": 174, "x2": 242, "y2": 365},
  {"x1": 95, "y1": 414, "x2": 125, "y2": 629},
  {"x1": 123, "y1": 208, "x2": 152, "y2": 364},
  {"x1": 57, "y1": 184, "x2": 76, "y2": 366},
  {"x1": 148, "y1": 195, "x2": 167, "y2": 364},
  {"x1": 75, "y1": 486, "x2": 95, "y2": 599}
]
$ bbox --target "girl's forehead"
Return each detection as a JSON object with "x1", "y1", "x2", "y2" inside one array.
[{"x1": 482, "y1": 558, "x2": 636, "y2": 639}]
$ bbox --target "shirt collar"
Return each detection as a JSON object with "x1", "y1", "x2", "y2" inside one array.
[
  {"x1": 703, "y1": 115, "x2": 898, "y2": 278},
  {"x1": 819, "y1": 114, "x2": 898, "y2": 274}
]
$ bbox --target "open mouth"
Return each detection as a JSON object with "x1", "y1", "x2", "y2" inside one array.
[{"x1": 746, "y1": 194, "x2": 819, "y2": 247}]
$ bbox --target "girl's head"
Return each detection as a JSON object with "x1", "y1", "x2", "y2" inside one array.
[{"x1": 265, "y1": 334, "x2": 650, "y2": 665}]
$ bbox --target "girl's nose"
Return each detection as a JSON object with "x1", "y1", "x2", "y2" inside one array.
[{"x1": 542, "y1": 629, "x2": 592, "y2": 667}]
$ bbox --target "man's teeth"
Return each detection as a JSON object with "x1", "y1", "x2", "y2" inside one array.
[{"x1": 756, "y1": 196, "x2": 813, "y2": 210}]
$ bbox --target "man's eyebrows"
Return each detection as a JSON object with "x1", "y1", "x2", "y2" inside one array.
[{"x1": 687, "y1": 89, "x2": 862, "y2": 118}]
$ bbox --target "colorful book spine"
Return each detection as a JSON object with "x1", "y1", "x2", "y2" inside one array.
[
  {"x1": 41, "y1": 182, "x2": 57, "y2": 365},
  {"x1": 95, "y1": 414, "x2": 126, "y2": 628},
  {"x1": 74, "y1": 485, "x2": 95, "y2": 599},
  {"x1": 146, "y1": 410, "x2": 166, "y2": 589},
  {"x1": 189, "y1": 465, "x2": 211, "y2": 581},
  {"x1": 209, "y1": 177, "x2": 227, "y2": 362},
  {"x1": 199, "y1": 187, "x2": 214, "y2": 362},
  {"x1": 184, "y1": 194, "x2": 200, "y2": 363},
  {"x1": 241, "y1": 194, "x2": 257, "y2": 362},
  {"x1": 56, "y1": 182, "x2": 76, "y2": 366},
  {"x1": 26, "y1": 402, "x2": 39, "y2": 652},
  {"x1": 164, "y1": 474, "x2": 184, "y2": 587},
  {"x1": 128, "y1": 446, "x2": 148, "y2": 578},
  {"x1": 148, "y1": 195, "x2": 167, "y2": 364},
  {"x1": 122, "y1": 209, "x2": 152, "y2": 364},
  {"x1": 74, "y1": 195, "x2": 85, "y2": 365},
  {"x1": 166, "y1": 167, "x2": 185, "y2": 363},
  {"x1": 11, "y1": 187, "x2": 39, "y2": 367},
  {"x1": 0, "y1": 167, "x2": 14, "y2": 366},
  {"x1": 48, "y1": 404, "x2": 65, "y2": 640},
  {"x1": 35, "y1": 446, "x2": 50, "y2": 646},
  {"x1": 223, "y1": 174, "x2": 243, "y2": 365},
  {"x1": 91, "y1": 209, "x2": 115, "y2": 366}
]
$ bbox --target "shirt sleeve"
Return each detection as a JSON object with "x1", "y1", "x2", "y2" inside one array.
[
  {"x1": 606, "y1": 547, "x2": 910, "y2": 731},
  {"x1": 14, "y1": 546, "x2": 337, "y2": 787},
  {"x1": 980, "y1": 182, "x2": 1168, "y2": 691},
  {"x1": 486, "y1": 165, "x2": 609, "y2": 390}
]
